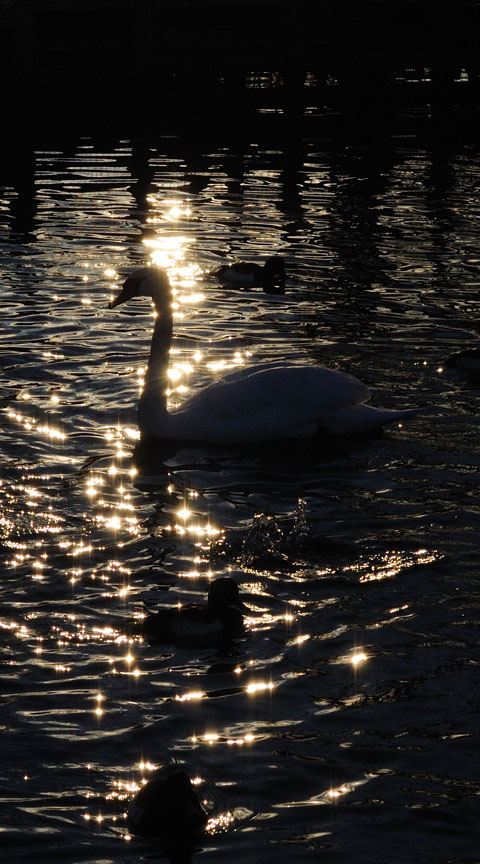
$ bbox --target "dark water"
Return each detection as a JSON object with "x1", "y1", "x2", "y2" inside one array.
[{"x1": 1, "y1": 84, "x2": 480, "y2": 863}]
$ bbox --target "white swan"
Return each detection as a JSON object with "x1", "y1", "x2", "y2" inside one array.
[{"x1": 108, "y1": 267, "x2": 419, "y2": 442}]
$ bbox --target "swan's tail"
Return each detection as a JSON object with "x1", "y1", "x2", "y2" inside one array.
[{"x1": 324, "y1": 404, "x2": 421, "y2": 435}]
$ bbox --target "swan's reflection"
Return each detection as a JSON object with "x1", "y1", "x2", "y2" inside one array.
[{"x1": 131, "y1": 432, "x2": 378, "y2": 494}]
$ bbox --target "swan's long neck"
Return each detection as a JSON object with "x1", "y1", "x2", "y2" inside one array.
[{"x1": 138, "y1": 294, "x2": 172, "y2": 421}]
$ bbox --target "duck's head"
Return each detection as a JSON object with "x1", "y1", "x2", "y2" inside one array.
[
  {"x1": 207, "y1": 577, "x2": 246, "y2": 616},
  {"x1": 132, "y1": 768, "x2": 207, "y2": 836},
  {"x1": 164, "y1": 771, "x2": 207, "y2": 830},
  {"x1": 108, "y1": 267, "x2": 171, "y2": 309},
  {"x1": 263, "y1": 256, "x2": 286, "y2": 293},
  {"x1": 208, "y1": 577, "x2": 246, "y2": 637}
]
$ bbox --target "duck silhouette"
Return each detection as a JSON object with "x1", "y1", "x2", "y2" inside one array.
[
  {"x1": 127, "y1": 768, "x2": 207, "y2": 839},
  {"x1": 446, "y1": 347, "x2": 480, "y2": 374},
  {"x1": 141, "y1": 577, "x2": 246, "y2": 643},
  {"x1": 215, "y1": 255, "x2": 286, "y2": 294}
]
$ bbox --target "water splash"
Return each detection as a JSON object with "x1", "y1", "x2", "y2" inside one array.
[
  {"x1": 287, "y1": 497, "x2": 312, "y2": 548},
  {"x1": 240, "y1": 499, "x2": 311, "y2": 569},
  {"x1": 241, "y1": 512, "x2": 284, "y2": 568}
]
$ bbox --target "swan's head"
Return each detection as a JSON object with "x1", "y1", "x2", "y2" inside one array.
[{"x1": 108, "y1": 267, "x2": 171, "y2": 309}]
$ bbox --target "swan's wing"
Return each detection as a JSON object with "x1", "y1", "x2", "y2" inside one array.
[
  {"x1": 172, "y1": 365, "x2": 370, "y2": 441},
  {"x1": 204, "y1": 361, "x2": 290, "y2": 386},
  {"x1": 192, "y1": 365, "x2": 370, "y2": 416}
]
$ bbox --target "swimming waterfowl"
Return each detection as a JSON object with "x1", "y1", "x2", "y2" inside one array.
[
  {"x1": 141, "y1": 577, "x2": 246, "y2": 643},
  {"x1": 127, "y1": 768, "x2": 207, "y2": 838},
  {"x1": 108, "y1": 266, "x2": 420, "y2": 441},
  {"x1": 215, "y1": 255, "x2": 286, "y2": 294},
  {"x1": 446, "y1": 347, "x2": 480, "y2": 373}
]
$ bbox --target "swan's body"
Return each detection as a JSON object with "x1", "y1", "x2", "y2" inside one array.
[
  {"x1": 109, "y1": 267, "x2": 419, "y2": 442},
  {"x1": 216, "y1": 255, "x2": 286, "y2": 294}
]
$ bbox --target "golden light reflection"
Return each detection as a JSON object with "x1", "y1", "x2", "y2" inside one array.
[
  {"x1": 164, "y1": 521, "x2": 221, "y2": 539},
  {"x1": 191, "y1": 731, "x2": 255, "y2": 747},
  {"x1": 138, "y1": 761, "x2": 157, "y2": 771},
  {"x1": 146, "y1": 198, "x2": 192, "y2": 218},
  {"x1": 42, "y1": 351, "x2": 65, "y2": 360},
  {"x1": 205, "y1": 811, "x2": 235, "y2": 835},
  {"x1": 143, "y1": 236, "x2": 198, "y2": 276},
  {"x1": 167, "y1": 367, "x2": 183, "y2": 382},
  {"x1": 343, "y1": 548, "x2": 439, "y2": 584},
  {"x1": 226, "y1": 736, "x2": 253, "y2": 746},
  {"x1": 279, "y1": 776, "x2": 370, "y2": 810},
  {"x1": 107, "y1": 779, "x2": 142, "y2": 801},
  {"x1": 332, "y1": 649, "x2": 369, "y2": 668},
  {"x1": 177, "y1": 291, "x2": 205, "y2": 305},
  {"x1": 175, "y1": 690, "x2": 206, "y2": 702},
  {"x1": 70, "y1": 543, "x2": 94, "y2": 557},
  {"x1": 82, "y1": 430, "x2": 142, "y2": 536},
  {"x1": 177, "y1": 507, "x2": 191, "y2": 520},
  {"x1": 142, "y1": 203, "x2": 204, "y2": 296},
  {"x1": 1, "y1": 482, "x2": 65, "y2": 541},
  {"x1": 182, "y1": 569, "x2": 201, "y2": 579},
  {"x1": 6, "y1": 409, "x2": 66, "y2": 442},
  {"x1": 246, "y1": 681, "x2": 274, "y2": 695},
  {"x1": 320, "y1": 776, "x2": 373, "y2": 803},
  {"x1": 83, "y1": 809, "x2": 108, "y2": 827},
  {"x1": 53, "y1": 615, "x2": 127, "y2": 648},
  {"x1": 328, "y1": 785, "x2": 350, "y2": 799},
  {"x1": 389, "y1": 604, "x2": 409, "y2": 615},
  {"x1": 207, "y1": 359, "x2": 230, "y2": 372}
]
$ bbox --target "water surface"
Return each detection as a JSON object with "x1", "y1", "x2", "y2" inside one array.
[{"x1": 1, "y1": 85, "x2": 480, "y2": 863}]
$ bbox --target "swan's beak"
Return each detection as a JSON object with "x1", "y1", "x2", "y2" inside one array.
[{"x1": 108, "y1": 287, "x2": 128, "y2": 309}]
